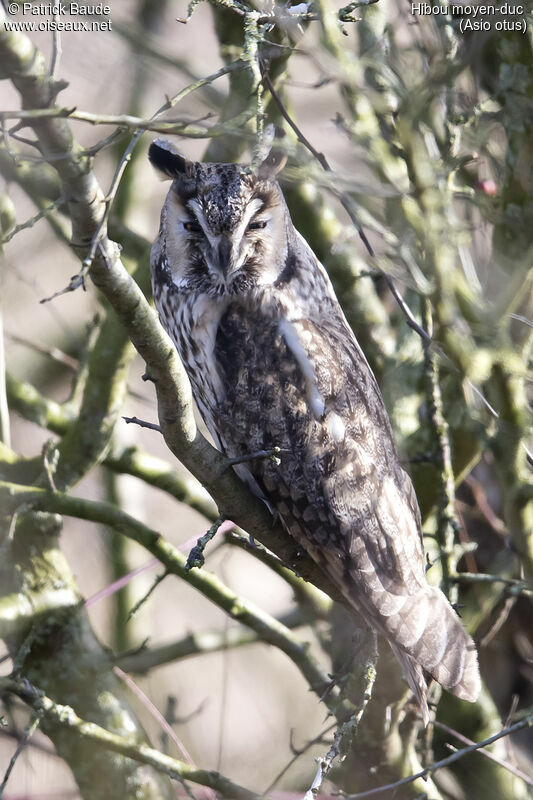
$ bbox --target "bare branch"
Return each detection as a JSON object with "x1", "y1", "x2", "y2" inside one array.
[
  {"x1": 117, "y1": 608, "x2": 306, "y2": 674},
  {"x1": 433, "y1": 719, "x2": 533, "y2": 789},
  {"x1": 0, "y1": 678, "x2": 263, "y2": 800},
  {"x1": 0, "y1": 21, "x2": 348, "y2": 607},
  {"x1": 262, "y1": 67, "x2": 431, "y2": 343},
  {"x1": 0, "y1": 479, "x2": 353, "y2": 720},
  {"x1": 305, "y1": 635, "x2": 377, "y2": 799},
  {"x1": 343, "y1": 713, "x2": 533, "y2": 799}
]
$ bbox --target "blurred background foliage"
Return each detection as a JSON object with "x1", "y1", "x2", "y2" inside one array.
[{"x1": 0, "y1": 0, "x2": 532, "y2": 798}]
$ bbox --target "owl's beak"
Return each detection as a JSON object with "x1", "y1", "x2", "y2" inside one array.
[{"x1": 216, "y1": 237, "x2": 233, "y2": 276}]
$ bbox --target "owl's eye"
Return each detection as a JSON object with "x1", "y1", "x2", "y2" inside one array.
[
  {"x1": 183, "y1": 220, "x2": 202, "y2": 233},
  {"x1": 247, "y1": 220, "x2": 267, "y2": 231}
]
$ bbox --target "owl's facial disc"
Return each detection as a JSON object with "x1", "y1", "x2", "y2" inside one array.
[
  {"x1": 185, "y1": 195, "x2": 271, "y2": 281},
  {"x1": 150, "y1": 141, "x2": 288, "y2": 289}
]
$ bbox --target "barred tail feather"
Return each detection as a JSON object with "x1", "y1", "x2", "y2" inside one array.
[
  {"x1": 420, "y1": 589, "x2": 481, "y2": 702},
  {"x1": 387, "y1": 586, "x2": 480, "y2": 722},
  {"x1": 389, "y1": 642, "x2": 430, "y2": 726}
]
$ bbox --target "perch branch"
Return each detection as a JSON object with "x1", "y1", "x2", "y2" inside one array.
[
  {"x1": 0, "y1": 479, "x2": 353, "y2": 720},
  {"x1": 0, "y1": 21, "x2": 351, "y2": 611}
]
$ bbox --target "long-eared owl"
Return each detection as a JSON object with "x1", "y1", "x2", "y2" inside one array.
[{"x1": 148, "y1": 138, "x2": 480, "y2": 723}]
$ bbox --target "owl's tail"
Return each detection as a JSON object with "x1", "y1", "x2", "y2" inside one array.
[
  {"x1": 389, "y1": 643, "x2": 430, "y2": 726},
  {"x1": 385, "y1": 586, "x2": 480, "y2": 724}
]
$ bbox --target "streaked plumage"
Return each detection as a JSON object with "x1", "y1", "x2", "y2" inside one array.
[{"x1": 149, "y1": 138, "x2": 480, "y2": 723}]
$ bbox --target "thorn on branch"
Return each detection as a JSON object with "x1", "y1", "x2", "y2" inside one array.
[
  {"x1": 114, "y1": 638, "x2": 150, "y2": 662},
  {"x1": 451, "y1": 603, "x2": 465, "y2": 617}
]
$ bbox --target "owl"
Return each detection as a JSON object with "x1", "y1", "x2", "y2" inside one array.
[{"x1": 148, "y1": 138, "x2": 480, "y2": 723}]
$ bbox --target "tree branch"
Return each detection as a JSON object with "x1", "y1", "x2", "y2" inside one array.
[
  {"x1": 0, "y1": 15, "x2": 349, "y2": 612},
  {"x1": 343, "y1": 712, "x2": 533, "y2": 799},
  {"x1": 0, "y1": 677, "x2": 263, "y2": 800},
  {"x1": 117, "y1": 608, "x2": 306, "y2": 674},
  {"x1": 0, "y1": 479, "x2": 352, "y2": 720}
]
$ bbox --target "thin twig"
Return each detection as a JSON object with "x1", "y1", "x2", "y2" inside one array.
[
  {"x1": 450, "y1": 572, "x2": 532, "y2": 595},
  {"x1": 423, "y1": 299, "x2": 459, "y2": 601},
  {"x1": 0, "y1": 711, "x2": 42, "y2": 796},
  {"x1": 122, "y1": 416, "x2": 162, "y2": 433},
  {"x1": 510, "y1": 312, "x2": 533, "y2": 329},
  {"x1": 384, "y1": 275, "x2": 430, "y2": 341},
  {"x1": 5, "y1": 330, "x2": 78, "y2": 370},
  {"x1": 49, "y1": 16, "x2": 62, "y2": 80},
  {"x1": 113, "y1": 666, "x2": 216, "y2": 800},
  {"x1": 433, "y1": 719, "x2": 533, "y2": 789},
  {"x1": 264, "y1": 722, "x2": 337, "y2": 794},
  {"x1": 127, "y1": 569, "x2": 170, "y2": 621},
  {"x1": 85, "y1": 558, "x2": 160, "y2": 609},
  {"x1": 78, "y1": 132, "x2": 144, "y2": 279},
  {"x1": 0, "y1": 108, "x2": 234, "y2": 129},
  {"x1": 480, "y1": 595, "x2": 517, "y2": 648},
  {"x1": 262, "y1": 67, "x2": 430, "y2": 342},
  {"x1": 465, "y1": 474, "x2": 506, "y2": 536},
  {"x1": 117, "y1": 608, "x2": 306, "y2": 674},
  {"x1": 0, "y1": 196, "x2": 65, "y2": 244},
  {"x1": 343, "y1": 714, "x2": 533, "y2": 798}
]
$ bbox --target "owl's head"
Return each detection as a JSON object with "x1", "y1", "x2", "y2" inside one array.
[{"x1": 149, "y1": 139, "x2": 291, "y2": 293}]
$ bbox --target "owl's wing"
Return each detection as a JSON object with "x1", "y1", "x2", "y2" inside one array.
[
  {"x1": 274, "y1": 311, "x2": 480, "y2": 707},
  {"x1": 277, "y1": 312, "x2": 425, "y2": 586}
]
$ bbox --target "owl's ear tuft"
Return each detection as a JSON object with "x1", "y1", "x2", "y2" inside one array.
[
  {"x1": 149, "y1": 139, "x2": 189, "y2": 181},
  {"x1": 257, "y1": 148, "x2": 287, "y2": 180}
]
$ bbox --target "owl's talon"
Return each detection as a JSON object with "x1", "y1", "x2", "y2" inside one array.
[
  {"x1": 227, "y1": 446, "x2": 284, "y2": 467},
  {"x1": 320, "y1": 672, "x2": 349, "y2": 702}
]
